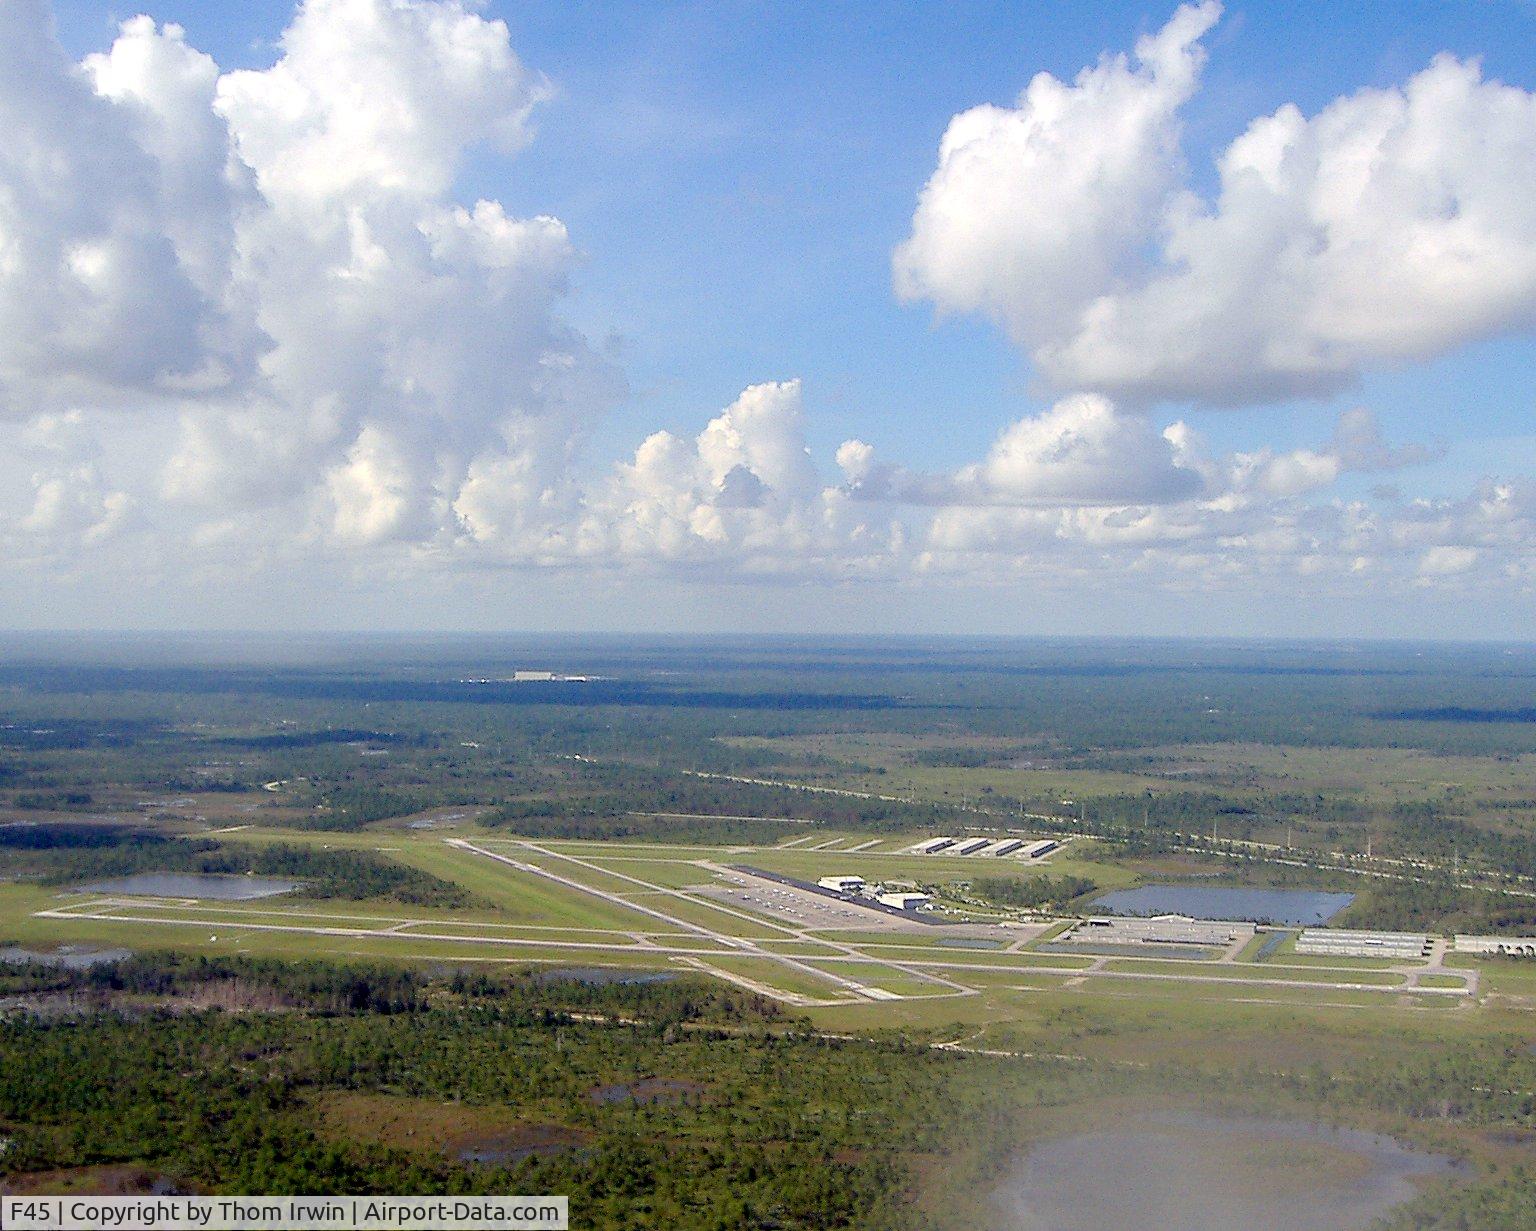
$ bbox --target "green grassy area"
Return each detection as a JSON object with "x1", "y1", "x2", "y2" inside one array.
[
  {"x1": 1080, "y1": 976, "x2": 1417, "y2": 1008},
  {"x1": 375, "y1": 840, "x2": 662, "y2": 930},
  {"x1": 389, "y1": 920, "x2": 644, "y2": 943},
  {"x1": 499, "y1": 851, "x2": 658, "y2": 897},
  {"x1": 574, "y1": 856, "x2": 723, "y2": 888},
  {"x1": 0, "y1": 885, "x2": 676, "y2": 971},
  {"x1": 941, "y1": 967, "x2": 1079, "y2": 991},
  {"x1": 1446, "y1": 955, "x2": 1536, "y2": 995},
  {"x1": 1270, "y1": 952, "x2": 1410, "y2": 970},
  {"x1": 855, "y1": 946, "x2": 1092, "y2": 971},
  {"x1": 800, "y1": 959, "x2": 965, "y2": 999},
  {"x1": 754, "y1": 938, "x2": 854, "y2": 956},
  {"x1": 17, "y1": 640, "x2": 1536, "y2": 1225},
  {"x1": 526, "y1": 839, "x2": 752, "y2": 856},
  {"x1": 681, "y1": 955, "x2": 855, "y2": 1001},
  {"x1": 609, "y1": 891, "x2": 792, "y2": 940},
  {"x1": 1103, "y1": 959, "x2": 1407, "y2": 986}
]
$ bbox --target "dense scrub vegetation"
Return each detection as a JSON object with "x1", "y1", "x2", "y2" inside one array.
[
  {"x1": 0, "y1": 955, "x2": 917, "y2": 1228},
  {"x1": 1343, "y1": 875, "x2": 1536, "y2": 935},
  {"x1": 970, "y1": 874, "x2": 1097, "y2": 910},
  {"x1": 0, "y1": 952, "x2": 786, "y2": 1023},
  {"x1": 4, "y1": 951, "x2": 1536, "y2": 1227}
]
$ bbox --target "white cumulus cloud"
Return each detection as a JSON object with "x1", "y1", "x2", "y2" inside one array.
[
  {"x1": 839, "y1": 393, "x2": 1205, "y2": 506},
  {"x1": 894, "y1": 2, "x2": 1220, "y2": 362},
  {"x1": 0, "y1": 0, "x2": 1530, "y2": 626},
  {"x1": 898, "y1": 3, "x2": 1536, "y2": 404},
  {"x1": 0, "y1": 0, "x2": 615, "y2": 558},
  {"x1": 573, "y1": 380, "x2": 893, "y2": 573}
]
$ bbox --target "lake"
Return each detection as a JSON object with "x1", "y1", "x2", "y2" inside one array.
[
  {"x1": 1092, "y1": 885, "x2": 1354, "y2": 925},
  {"x1": 75, "y1": 873, "x2": 300, "y2": 900},
  {"x1": 991, "y1": 1111, "x2": 1455, "y2": 1231}
]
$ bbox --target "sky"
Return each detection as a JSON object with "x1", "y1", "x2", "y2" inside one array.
[{"x1": 3, "y1": 0, "x2": 1535, "y2": 637}]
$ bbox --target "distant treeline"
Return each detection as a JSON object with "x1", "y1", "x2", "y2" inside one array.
[
  {"x1": 13, "y1": 791, "x2": 94, "y2": 810},
  {"x1": 0, "y1": 952, "x2": 786, "y2": 1025},
  {"x1": 0, "y1": 665, "x2": 900, "y2": 712},
  {"x1": 483, "y1": 810, "x2": 811, "y2": 846},
  {"x1": 1344, "y1": 875, "x2": 1536, "y2": 934},
  {"x1": 0, "y1": 719, "x2": 163, "y2": 750},
  {"x1": 490, "y1": 761, "x2": 964, "y2": 833},
  {"x1": 0, "y1": 821, "x2": 125, "y2": 849},
  {"x1": 212, "y1": 728, "x2": 406, "y2": 750},
  {"x1": 1373, "y1": 707, "x2": 1536, "y2": 724},
  {"x1": 290, "y1": 785, "x2": 433, "y2": 830},
  {"x1": 0, "y1": 952, "x2": 428, "y2": 1014}
]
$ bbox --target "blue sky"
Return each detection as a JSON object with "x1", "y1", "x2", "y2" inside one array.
[
  {"x1": 4, "y1": 0, "x2": 1536, "y2": 634},
  {"x1": 45, "y1": 0, "x2": 1536, "y2": 470}
]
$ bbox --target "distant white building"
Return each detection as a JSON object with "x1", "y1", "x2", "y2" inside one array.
[
  {"x1": 513, "y1": 671, "x2": 556, "y2": 682},
  {"x1": 877, "y1": 891, "x2": 931, "y2": 911},
  {"x1": 817, "y1": 875, "x2": 866, "y2": 893}
]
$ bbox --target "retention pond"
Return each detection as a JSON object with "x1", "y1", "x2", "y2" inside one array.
[
  {"x1": 73, "y1": 873, "x2": 300, "y2": 900},
  {"x1": 1091, "y1": 885, "x2": 1354, "y2": 925},
  {"x1": 990, "y1": 1111, "x2": 1454, "y2": 1231}
]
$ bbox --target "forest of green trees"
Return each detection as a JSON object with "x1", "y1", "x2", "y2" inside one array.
[
  {"x1": 969, "y1": 874, "x2": 1098, "y2": 910},
  {"x1": 5, "y1": 951, "x2": 1536, "y2": 1228}
]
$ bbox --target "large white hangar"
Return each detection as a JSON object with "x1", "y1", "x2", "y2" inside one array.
[
  {"x1": 1295, "y1": 929, "x2": 1429, "y2": 959},
  {"x1": 901, "y1": 836, "x2": 1059, "y2": 859},
  {"x1": 1455, "y1": 934, "x2": 1536, "y2": 956}
]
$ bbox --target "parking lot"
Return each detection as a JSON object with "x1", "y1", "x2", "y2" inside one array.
[{"x1": 696, "y1": 870, "x2": 926, "y2": 932}]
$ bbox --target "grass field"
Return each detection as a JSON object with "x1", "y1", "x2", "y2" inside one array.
[{"x1": 1103, "y1": 959, "x2": 1409, "y2": 987}]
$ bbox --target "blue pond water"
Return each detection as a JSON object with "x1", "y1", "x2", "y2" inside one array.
[{"x1": 1092, "y1": 885, "x2": 1353, "y2": 926}]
